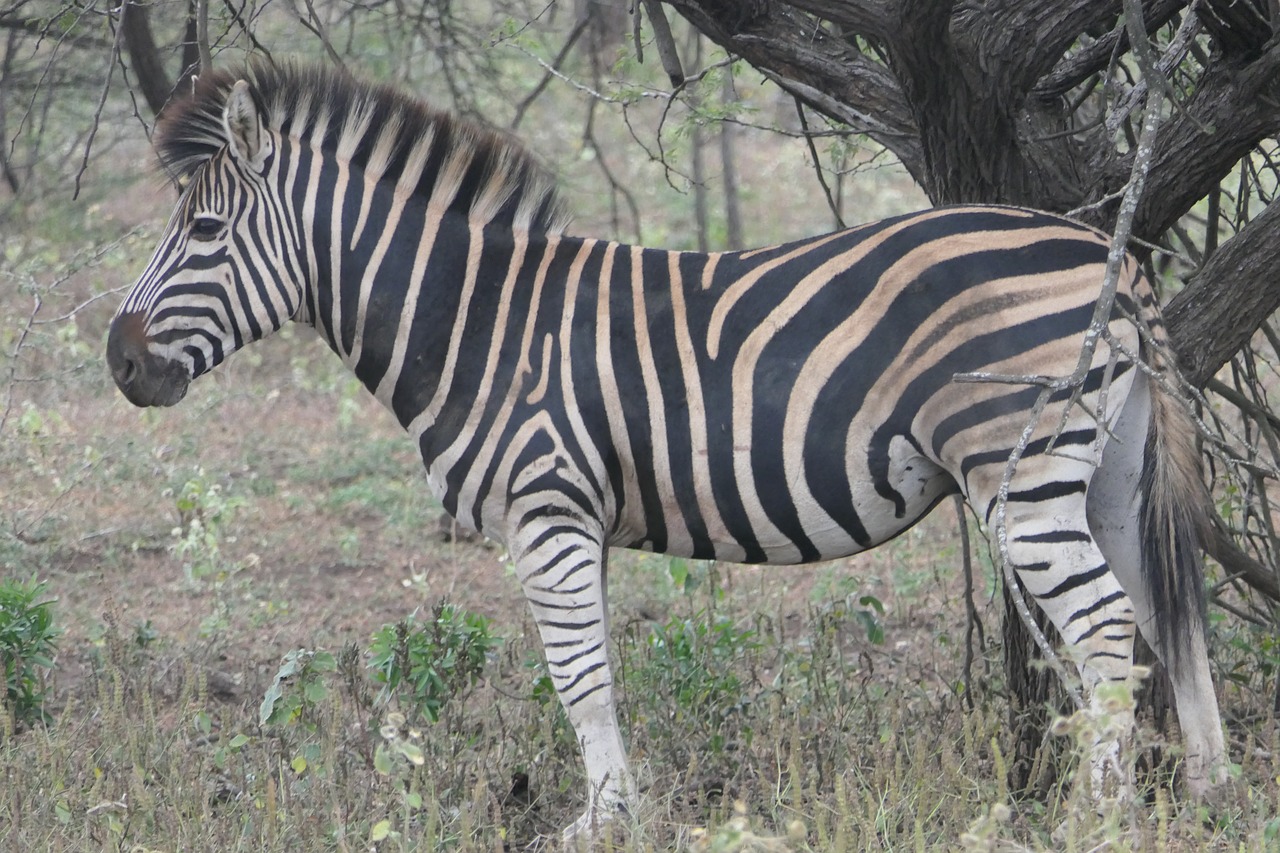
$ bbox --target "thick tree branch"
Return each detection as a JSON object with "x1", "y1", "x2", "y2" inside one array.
[
  {"x1": 1091, "y1": 41, "x2": 1280, "y2": 239},
  {"x1": 1198, "y1": 0, "x2": 1275, "y2": 62},
  {"x1": 782, "y1": 0, "x2": 894, "y2": 41},
  {"x1": 1166, "y1": 200, "x2": 1280, "y2": 388},
  {"x1": 120, "y1": 0, "x2": 176, "y2": 117},
  {"x1": 1035, "y1": 0, "x2": 1186, "y2": 99},
  {"x1": 643, "y1": 0, "x2": 686, "y2": 87},
  {"x1": 663, "y1": 1, "x2": 922, "y2": 171}
]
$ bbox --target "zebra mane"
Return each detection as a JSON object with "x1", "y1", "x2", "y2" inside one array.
[{"x1": 154, "y1": 62, "x2": 567, "y2": 235}]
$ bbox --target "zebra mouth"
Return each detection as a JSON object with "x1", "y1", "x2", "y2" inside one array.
[{"x1": 106, "y1": 312, "x2": 192, "y2": 408}]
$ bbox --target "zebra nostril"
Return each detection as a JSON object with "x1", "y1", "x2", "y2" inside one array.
[{"x1": 107, "y1": 311, "x2": 151, "y2": 392}]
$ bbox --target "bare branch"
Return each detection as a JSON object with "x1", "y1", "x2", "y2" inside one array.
[
  {"x1": 510, "y1": 15, "x2": 590, "y2": 132},
  {"x1": 794, "y1": 98, "x2": 845, "y2": 229}
]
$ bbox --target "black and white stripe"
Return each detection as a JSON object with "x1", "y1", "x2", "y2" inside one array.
[{"x1": 107, "y1": 63, "x2": 1227, "y2": 839}]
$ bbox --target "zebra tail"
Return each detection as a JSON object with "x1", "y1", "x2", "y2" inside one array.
[{"x1": 1139, "y1": 359, "x2": 1213, "y2": 673}]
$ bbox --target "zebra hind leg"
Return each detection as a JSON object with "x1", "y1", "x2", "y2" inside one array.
[
  {"x1": 508, "y1": 521, "x2": 636, "y2": 845},
  {"x1": 980, "y1": 456, "x2": 1141, "y2": 801}
]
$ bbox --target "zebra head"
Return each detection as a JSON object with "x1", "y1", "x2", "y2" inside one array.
[{"x1": 108, "y1": 78, "x2": 299, "y2": 407}]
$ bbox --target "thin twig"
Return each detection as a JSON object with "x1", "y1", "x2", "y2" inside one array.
[
  {"x1": 295, "y1": 0, "x2": 348, "y2": 74},
  {"x1": 0, "y1": 292, "x2": 41, "y2": 437},
  {"x1": 509, "y1": 16, "x2": 590, "y2": 132},
  {"x1": 794, "y1": 98, "x2": 844, "y2": 229},
  {"x1": 974, "y1": 0, "x2": 1173, "y2": 714},
  {"x1": 74, "y1": 10, "x2": 123, "y2": 199},
  {"x1": 30, "y1": 284, "x2": 132, "y2": 326}
]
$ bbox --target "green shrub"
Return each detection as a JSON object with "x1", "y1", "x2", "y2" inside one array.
[
  {"x1": 0, "y1": 576, "x2": 60, "y2": 729},
  {"x1": 368, "y1": 601, "x2": 499, "y2": 724},
  {"x1": 631, "y1": 610, "x2": 761, "y2": 755}
]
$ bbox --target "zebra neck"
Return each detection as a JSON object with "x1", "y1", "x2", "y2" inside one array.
[
  {"x1": 403, "y1": 224, "x2": 591, "y2": 467},
  {"x1": 302, "y1": 202, "x2": 475, "y2": 419}
]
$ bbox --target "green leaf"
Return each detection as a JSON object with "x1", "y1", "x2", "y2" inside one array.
[
  {"x1": 668, "y1": 558, "x2": 689, "y2": 590},
  {"x1": 373, "y1": 745, "x2": 394, "y2": 775},
  {"x1": 304, "y1": 679, "x2": 327, "y2": 703},
  {"x1": 259, "y1": 680, "x2": 284, "y2": 726}
]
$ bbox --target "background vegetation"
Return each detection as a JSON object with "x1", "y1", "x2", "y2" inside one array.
[{"x1": 2, "y1": 1, "x2": 1279, "y2": 849}]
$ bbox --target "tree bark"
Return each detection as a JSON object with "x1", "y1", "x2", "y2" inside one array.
[{"x1": 661, "y1": 1, "x2": 1280, "y2": 242}]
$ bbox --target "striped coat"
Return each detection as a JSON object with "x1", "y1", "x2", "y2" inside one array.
[{"x1": 106, "y1": 63, "x2": 1226, "y2": 841}]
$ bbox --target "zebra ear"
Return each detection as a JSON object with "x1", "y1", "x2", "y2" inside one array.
[{"x1": 223, "y1": 80, "x2": 272, "y2": 171}]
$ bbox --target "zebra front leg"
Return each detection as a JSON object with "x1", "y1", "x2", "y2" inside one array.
[{"x1": 510, "y1": 522, "x2": 635, "y2": 844}]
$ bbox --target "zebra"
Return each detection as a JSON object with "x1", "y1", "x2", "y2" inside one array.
[{"x1": 106, "y1": 63, "x2": 1226, "y2": 841}]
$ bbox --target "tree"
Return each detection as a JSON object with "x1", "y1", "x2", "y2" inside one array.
[
  {"x1": 654, "y1": 1, "x2": 1279, "y2": 378},
  {"x1": 652, "y1": 0, "x2": 1280, "y2": 791}
]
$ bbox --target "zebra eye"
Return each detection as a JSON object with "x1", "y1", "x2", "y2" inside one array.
[{"x1": 190, "y1": 216, "x2": 225, "y2": 242}]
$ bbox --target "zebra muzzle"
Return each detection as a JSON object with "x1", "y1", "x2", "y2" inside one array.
[{"x1": 106, "y1": 311, "x2": 191, "y2": 408}]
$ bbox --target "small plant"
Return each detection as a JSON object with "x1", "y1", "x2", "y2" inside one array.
[
  {"x1": 258, "y1": 648, "x2": 339, "y2": 778},
  {"x1": 368, "y1": 601, "x2": 499, "y2": 724},
  {"x1": 167, "y1": 468, "x2": 247, "y2": 584},
  {"x1": 633, "y1": 610, "x2": 760, "y2": 755},
  {"x1": 132, "y1": 619, "x2": 159, "y2": 649},
  {"x1": 259, "y1": 647, "x2": 338, "y2": 729},
  {"x1": 822, "y1": 592, "x2": 887, "y2": 646},
  {"x1": 0, "y1": 575, "x2": 60, "y2": 729},
  {"x1": 648, "y1": 611, "x2": 758, "y2": 709}
]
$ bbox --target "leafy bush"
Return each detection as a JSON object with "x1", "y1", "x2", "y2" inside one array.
[
  {"x1": 631, "y1": 610, "x2": 761, "y2": 755},
  {"x1": 0, "y1": 576, "x2": 60, "y2": 729},
  {"x1": 368, "y1": 602, "x2": 499, "y2": 724}
]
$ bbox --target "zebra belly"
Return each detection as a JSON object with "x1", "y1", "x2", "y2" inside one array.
[{"x1": 620, "y1": 429, "x2": 958, "y2": 565}]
